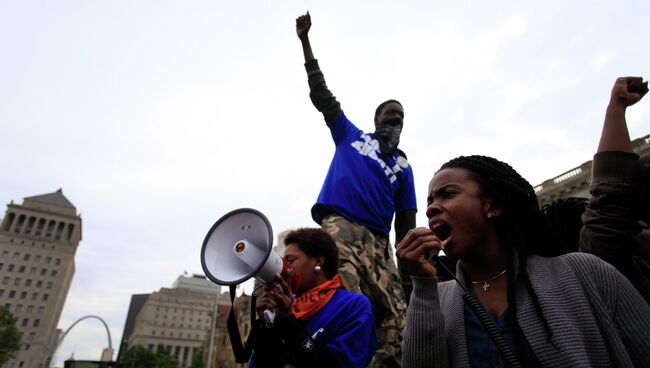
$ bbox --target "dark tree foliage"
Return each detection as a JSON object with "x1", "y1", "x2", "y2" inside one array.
[{"x1": 0, "y1": 305, "x2": 22, "y2": 365}]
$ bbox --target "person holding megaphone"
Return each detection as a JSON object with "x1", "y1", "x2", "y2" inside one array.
[{"x1": 249, "y1": 228, "x2": 377, "y2": 368}]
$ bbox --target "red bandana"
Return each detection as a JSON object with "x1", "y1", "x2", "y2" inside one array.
[{"x1": 292, "y1": 274, "x2": 344, "y2": 321}]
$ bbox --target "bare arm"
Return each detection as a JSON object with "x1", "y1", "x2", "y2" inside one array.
[
  {"x1": 597, "y1": 77, "x2": 648, "y2": 153},
  {"x1": 296, "y1": 12, "x2": 314, "y2": 63}
]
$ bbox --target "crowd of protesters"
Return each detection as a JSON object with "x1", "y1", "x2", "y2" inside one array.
[{"x1": 245, "y1": 12, "x2": 650, "y2": 368}]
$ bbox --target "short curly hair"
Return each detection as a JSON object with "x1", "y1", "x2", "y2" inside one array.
[{"x1": 284, "y1": 228, "x2": 339, "y2": 279}]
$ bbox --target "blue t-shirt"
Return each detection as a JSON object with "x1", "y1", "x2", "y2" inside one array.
[{"x1": 312, "y1": 111, "x2": 417, "y2": 236}]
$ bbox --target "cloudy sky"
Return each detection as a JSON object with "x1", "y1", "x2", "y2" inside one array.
[{"x1": 1, "y1": 0, "x2": 649, "y2": 365}]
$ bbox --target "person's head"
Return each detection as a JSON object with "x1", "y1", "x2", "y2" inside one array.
[
  {"x1": 427, "y1": 155, "x2": 560, "y2": 260},
  {"x1": 541, "y1": 197, "x2": 588, "y2": 253},
  {"x1": 430, "y1": 155, "x2": 557, "y2": 351},
  {"x1": 373, "y1": 100, "x2": 404, "y2": 154},
  {"x1": 374, "y1": 99, "x2": 404, "y2": 126},
  {"x1": 283, "y1": 228, "x2": 338, "y2": 293}
]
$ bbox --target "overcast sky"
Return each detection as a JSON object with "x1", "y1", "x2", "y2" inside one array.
[{"x1": 1, "y1": 0, "x2": 649, "y2": 366}]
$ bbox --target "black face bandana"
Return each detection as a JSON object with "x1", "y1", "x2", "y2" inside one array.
[{"x1": 374, "y1": 120, "x2": 402, "y2": 154}]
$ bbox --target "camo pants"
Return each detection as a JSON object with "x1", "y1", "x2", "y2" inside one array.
[{"x1": 321, "y1": 214, "x2": 406, "y2": 368}]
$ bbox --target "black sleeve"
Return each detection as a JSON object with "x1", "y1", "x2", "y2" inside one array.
[
  {"x1": 251, "y1": 319, "x2": 288, "y2": 368},
  {"x1": 305, "y1": 59, "x2": 342, "y2": 124},
  {"x1": 277, "y1": 315, "x2": 342, "y2": 368}
]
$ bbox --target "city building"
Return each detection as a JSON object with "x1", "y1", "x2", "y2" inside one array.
[
  {"x1": 0, "y1": 189, "x2": 83, "y2": 368},
  {"x1": 535, "y1": 133, "x2": 650, "y2": 205},
  {"x1": 119, "y1": 274, "x2": 251, "y2": 368}
]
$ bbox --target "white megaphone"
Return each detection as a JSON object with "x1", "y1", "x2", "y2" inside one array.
[{"x1": 200, "y1": 208, "x2": 287, "y2": 327}]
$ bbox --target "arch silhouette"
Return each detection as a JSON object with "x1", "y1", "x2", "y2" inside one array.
[{"x1": 50, "y1": 315, "x2": 112, "y2": 367}]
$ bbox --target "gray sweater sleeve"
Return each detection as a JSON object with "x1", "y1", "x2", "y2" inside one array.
[
  {"x1": 304, "y1": 59, "x2": 342, "y2": 123},
  {"x1": 402, "y1": 276, "x2": 449, "y2": 368}
]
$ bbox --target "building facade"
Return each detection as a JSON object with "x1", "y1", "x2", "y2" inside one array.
[
  {"x1": 119, "y1": 274, "x2": 251, "y2": 368},
  {"x1": 535, "y1": 133, "x2": 650, "y2": 205},
  {"x1": 0, "y1": 189, "x2": 82, "y2": 368}
]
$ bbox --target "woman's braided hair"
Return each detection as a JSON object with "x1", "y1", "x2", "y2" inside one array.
[{"x1": 440, "y1": 155, "x2": 559, "y2": 358}]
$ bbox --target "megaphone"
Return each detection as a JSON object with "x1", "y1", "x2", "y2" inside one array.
[{"x1": 200, "y1": 208, "x2": 299, "y2": 327}]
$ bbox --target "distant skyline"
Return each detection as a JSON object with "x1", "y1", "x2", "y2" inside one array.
[{"x1": 1, "y1": 1, "x2": 649, "y2": 366}]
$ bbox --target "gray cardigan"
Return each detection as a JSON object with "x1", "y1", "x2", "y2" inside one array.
[{"x1": 403, "y1": 252, "x2": 650, "y2": 368}]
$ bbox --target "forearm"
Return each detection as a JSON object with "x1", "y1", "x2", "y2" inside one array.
[
  {"x1": 300, "y1": 36, "x2": 315, "y2": 63},
  {"x1": 402, "y1": 276, "x2": 448, "y2": 368},
  {"x1": 597, "y1": 104, "x2": 633, "y2": 153},
  {"x1": 305, "y1": 59, "x2": 341, "y2": 123}
]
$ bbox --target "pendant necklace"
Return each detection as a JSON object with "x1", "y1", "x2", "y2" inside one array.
[{"x1": 471, "y1": 269, "x2": 507, "y2": 292}]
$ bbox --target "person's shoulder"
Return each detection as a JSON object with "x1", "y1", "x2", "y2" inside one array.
[
  {"x1": 335, "y1": 289, "x2": 372, "y2": 308},
  {"x1": 536, "y1": 252, "x2": 620, "y2": 281}
]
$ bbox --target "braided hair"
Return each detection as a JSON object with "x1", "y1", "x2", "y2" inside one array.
[
  {"x1": 440, "y1": 155, "x2": 558, "y2": 359},
  {"x1": 541, "y1": 197, "x2": 589, "y2": 253}
]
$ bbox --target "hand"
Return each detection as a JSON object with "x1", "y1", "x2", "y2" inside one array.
[
  {"x1": 296, "y1": 12, "x2": 311, "y2": 40},
  {"x1": 255, "y1": 274, "x2": 294, "y2": 321},
  {"x1": 396, "y1": 227, "x2": 442, "y2": 278},
  {"x1": 610, "y1": 77, "x2": 648, "y2": 108}
]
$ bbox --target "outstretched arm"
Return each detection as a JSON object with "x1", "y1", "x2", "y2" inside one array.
[
  {"x1": 296, "y1": 12, "x2": 341, "y2": 123},
  {"x1": 580, "y1": 77, "x2": 650, "y2": 303}
]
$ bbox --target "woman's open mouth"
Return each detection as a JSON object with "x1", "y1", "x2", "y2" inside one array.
[{"x1": 431, "y1": 223, "x2": 451, "y2": 242}]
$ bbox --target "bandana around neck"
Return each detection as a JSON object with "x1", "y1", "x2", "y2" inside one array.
[
  {"x1": 292, "y1": 274, "x2": 344, "y2": 321},
  {"x1": 374, "y1": 122, "x2": 402, "y2": 154}
]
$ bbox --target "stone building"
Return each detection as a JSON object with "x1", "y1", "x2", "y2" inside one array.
[
  {"x1": 535, "y1": 133, "x2": 650, "y2": 206},
  {"x1": 119, "y1": 274, "x2": 251, "y2": 368},
  {"x1": 0, "y1": 189, "x2": 82, "y2": 368}
]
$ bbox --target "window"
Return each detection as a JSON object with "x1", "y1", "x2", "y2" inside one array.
[
  {"x1": 42, "y1": 294, "x2": 48, "y2": 301},
  {"x1": 45, "y1": 257, "x2": 51, "y2": 265},
  {"x1": 40, "y1": 269, "x2": 46, "y2": 276},
  {"x1": 2, "y1": 277, "x2": 9, "y2": 285},
  {"x1": 35, "y1": 255, "x2": 41, "y2": 262},
  {"x1": 29, "y1": 267, "x2": 36, "y2": 275},
  {"x1": 0, "y1": 251, "x2": 7, "y2": 258},
  {"x1": 13, "y1": 278, "x2": 21, "y2": 286},
  {"x1": 51, "y1": 270, "x2": 57, "y2": 277},
  {"x1": 37, "y1": 306, "x2": 44, "y2": 314},
  {"x1": 23, "y1": 254, "x2": 30, "y2": 262},
  {"x1": 0, "y1": 289, "x2": 3, "y2": 297},
  {"x1": 26, "y1": 305, "x2": 32, "y2": 313},
  {"x1": 55, "y1": 258, "x2": 61, "y2": 266},
  {"x1": 32, "y1": 319, "x2": 39, "y2": 327},
  {"x1": 25, "y1": 279, "x2": 32, "y2": 287},
  {"x1": 21, "y1": 318, "x2": 28, "y2": 327},
  {"x1": 12, "y1": 252, "x2": 19, "y2": 260},
  {"x1": 0, "y1": 263, "x2": 3, "y2": 271},
  {"x1": 31, "y1": 293, "x2": 38, "y2": 300},
  {"x1": 9, "y1": 291, "x2": 15, "y2": 299},
  {"x1": 15, "y1": 304, "x2": 21, "y2": 313},
  {"x1": 8, "y1": 264, "x2": 14, "y2": 272},
  {"x1": 46, "y1": 281, "x2": 52, "y2": 289},
  {"x1": 18, "y1": 266, "x2": 25, "y2": 273},
  {"x1": 20, "y1": 292, "x2": 26, "y2": 300},
  {"x1": 36, "y1": 280, "x2": 42, "y2": 288},
  {"x1": 27, "y1": 332, "x2": 34, "y2": 342}
]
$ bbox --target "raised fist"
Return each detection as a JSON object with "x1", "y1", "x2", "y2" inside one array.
[
  {"x1": 296, "y1": 12, "x2": 311, "y2": 40},
  {"x1": 610, "y1": 77, "x2": 648, "y2": 108}
]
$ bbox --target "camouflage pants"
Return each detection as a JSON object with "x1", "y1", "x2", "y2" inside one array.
[{"x1": 321, "y1": 215, "x2": 406, "y2": 368}]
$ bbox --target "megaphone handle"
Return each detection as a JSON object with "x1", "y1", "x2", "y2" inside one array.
[{"x1": 263, "y1": 309, "x2": 276, "y2": 328}]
